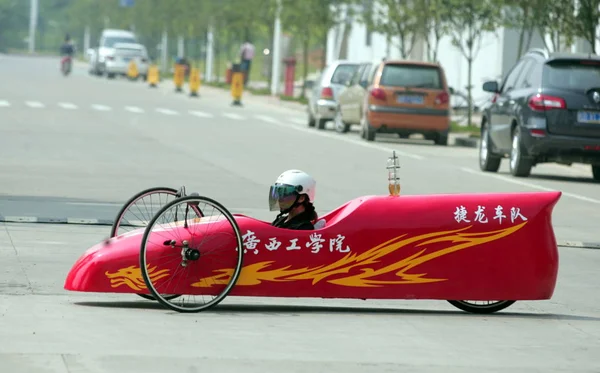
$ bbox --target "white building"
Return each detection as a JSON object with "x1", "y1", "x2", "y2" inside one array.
[{"x1": 324, "y1": 2, "x2": 597, "y2": 111}]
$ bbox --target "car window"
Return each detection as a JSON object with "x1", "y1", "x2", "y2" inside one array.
[
  {"x1": 379, "y1": 63, "x2": 443, "y2": 88},
  {"x1": 350, "y1": 64, "x2": 366, "y2": 86},
  {"x1": 369, "y1": 64, "x2": 380, "y2": 84},
  {"x1": 103, "y1": 36, "x2": 137, "y2": 47},
  {"x1": 330, "y1": 64, "x2": 359, "y2": 85},
  {"x1": 542, "y1": 59, "x2": 600, "y2": 91},
  {"x1": 514, "y1": 58, "x2": 534, "y2": 89},
  {"x1": 359, "y1": 63, "x2": 373, "y2": 85},
  {"x1": 501, "y1": 59, "x2": 527, "y2": 93},
  {"x1": 525, "y1": 61, "x2": 543, "y2": 87}
]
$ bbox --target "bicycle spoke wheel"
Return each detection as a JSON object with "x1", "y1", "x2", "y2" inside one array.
[
  {"x1": 110, "y1": 187, "x2": 180, "y2": 238},
  {"x1": 111, "y1": 187, "x2": 191, "y2": 301},
  {"x1": 140, "y1": 195, "x2": 244, "y2": 313}
]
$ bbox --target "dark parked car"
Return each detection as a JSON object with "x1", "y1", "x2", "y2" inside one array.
[{"x1": 479, "y1": 48, "x2": 600, "y2": 181}]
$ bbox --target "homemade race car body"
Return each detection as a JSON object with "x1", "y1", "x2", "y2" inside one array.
[{"x1": 65, "y1": 190, "x2": 561, "y2": 307}]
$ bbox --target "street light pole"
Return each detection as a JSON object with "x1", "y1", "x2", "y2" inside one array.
[
  {"x1": 28, "y1": 0, "x2": 38, "y2": 54},
  {"x1": 270, "y1": 0, "x2": 282, "y2": 96}
]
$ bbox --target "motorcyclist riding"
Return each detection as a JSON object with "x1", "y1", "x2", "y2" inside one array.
[
  {"x1": 269, "y1": 170, "x2": 318, "y2": 230},
  {"x1": 60, "y1": 34, "x2": 75, "y2": 57}
]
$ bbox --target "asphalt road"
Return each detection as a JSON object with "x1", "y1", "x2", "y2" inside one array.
[{"x1": 0, "y1": 54, "x2": 599, "y2": 372}]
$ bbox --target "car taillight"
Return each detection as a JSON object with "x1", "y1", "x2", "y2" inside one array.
[
  {"x1": 435, "y1": 91, "x2": 449, "y2": 105},
  {"x1": 528, "y1": 94, "x2": 566, "y2": 111},
  {"x1": 370, "y1": 88, "x2": 386, "y2": 101},
  {"x1": 321, "y1": 87, "x2": 333, "y2": 99}
]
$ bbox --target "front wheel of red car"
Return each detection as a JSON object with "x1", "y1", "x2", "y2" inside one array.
[{"x1": 447, "y1": 300, "x2": 516, "y2": 314}]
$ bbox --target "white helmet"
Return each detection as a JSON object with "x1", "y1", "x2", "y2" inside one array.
[{"x1": 268, "y1": 169, "x2": 316, "y2": 212}]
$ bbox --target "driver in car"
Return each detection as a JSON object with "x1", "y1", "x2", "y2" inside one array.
[{"x1": 269, "y1": 170, "x2": 317, "y2": 230}]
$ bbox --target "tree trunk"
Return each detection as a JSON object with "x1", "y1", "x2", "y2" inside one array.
[
  {"x1": 517, "y1": 25, "x2": 525, "y2": 61},
  {"x1": 524, "y1": 26, "x2": 535, "y2": 51},
  {"x1": 301, "y1": 35, "x2": 309, "y2": 99},
  {"x1": 321, "y1": 30, "x2": 328, "y2": 70}
]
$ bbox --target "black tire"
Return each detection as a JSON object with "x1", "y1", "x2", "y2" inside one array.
[
  {"x1": 317, "y1": 117, "x2": 328, "y2": 130},
  {"x1": 334, "y1": 107, "x2": 350, "y2": 133},
  {"x1": 111, "y1": 186, "x2": 186, "y2": 301},
  {"x1": 434, "y1": 131, "x2": 448, "y2": 146},
  {"x1": 592, "y1": 165, "x2": 600, "y2": 182},
  {"x1": 509, "y1": 126, "x2": 533, "y2": 177},
  {"x1": 307, "y1": 111, "x2": 315, "y2": 127},
  {"x1": 479, "y1": 124, "x2": 501, "y2": 172},
  {"x1": 447, "y1": 300, "x2": 516, "y2": 314},
  {"x1": 140, "y1": 195, "x2": 244, "y2": 313},
  {"x1": 363, "y1": 119, "x2": 375, "y2": 141}
]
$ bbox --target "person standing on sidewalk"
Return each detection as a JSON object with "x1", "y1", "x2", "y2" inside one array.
[{"x1": 239, "y1": 39, "x2": 255, "y2": 86}]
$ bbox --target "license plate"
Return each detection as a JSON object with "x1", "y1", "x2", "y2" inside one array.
[
  {"x1": 577, "y1": 111, "x2": 600, "y2": 123},
  {"x1": 396, "y1": 95, "x2": 423, "y2": 105}
]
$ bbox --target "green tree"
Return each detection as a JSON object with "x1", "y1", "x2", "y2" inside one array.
[
  {"x1": 446, "y1": 0, "x2": 501, "y2": 127},
  {"x1": 535, "y1": 2, "x2": 576, "y2": 52},
  {"x1": 368, "y1": 0, "x2": 420, "y2": 59},
  {"x1": 416, "y1": 0, "x2": 452, "y2": 63},
  {"x1": 572, "y1": 0, "x2": 600, "y2": 53}
]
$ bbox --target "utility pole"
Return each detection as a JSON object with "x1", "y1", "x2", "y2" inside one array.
[
  {"x1": 28, "y1": 0, "x2": 38, "y2": 54},
  {"x1": 205, "y1": 23, "x2": 214, "y2": 82},
  {"x1": 270, "y1": 0, "x2": 282, "y2": 96}
]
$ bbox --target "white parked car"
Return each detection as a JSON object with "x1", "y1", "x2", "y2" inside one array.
[
  {"x1": 103, "y1": 42, "x2": 149, "y2": 79},
  {"x1": 88, "y1": 29, "x2": 142, "y2": 78}
]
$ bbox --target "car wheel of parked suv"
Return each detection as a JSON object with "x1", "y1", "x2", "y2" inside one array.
[
  {"x1": 509, "y1": 126, "x2": 533, "y2": 177},
  {"x1": 307, "y1": 111, "x2": 315, "y2": 128},
  {"x1": 434, "y1": 131, "x2": 448, "y2": 146},
  {"x1": 592, "y1": 165, "x2": 600, "y2": 181},
  {"x1": 334, "y1": 107, "x2": 350, "y2": 133},
  {"x1": 479, "y1": 124, "x2": 501, "y2": 172}
]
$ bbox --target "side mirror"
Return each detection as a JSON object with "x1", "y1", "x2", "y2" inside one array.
[
  {"x1": 448, "y1": 86, "x2": 455, "y2": 95},
  {"x1": 482, "y1": 81, "x2": 499, "y2": 93}
]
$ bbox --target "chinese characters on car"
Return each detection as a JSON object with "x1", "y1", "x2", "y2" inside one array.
[
  {"x1": 454, "y1": 205, "x2": 527, "y2": 224},
  {"x1": 241, "y1": 230, "x2": 351, "y2": 255}
]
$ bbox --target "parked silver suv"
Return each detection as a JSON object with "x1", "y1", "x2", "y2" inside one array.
[{"x1": 307, "y1": 60, "x2": 359, "y2": 129}]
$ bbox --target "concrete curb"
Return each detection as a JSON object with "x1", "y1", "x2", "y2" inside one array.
[{"x1": 1, "y1": 215, "x2": 599, "y2": 249}]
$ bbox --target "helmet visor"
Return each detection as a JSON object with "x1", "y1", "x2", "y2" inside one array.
[{"x1": 268, "y1": 183, "x2": 299, "y2": 212}]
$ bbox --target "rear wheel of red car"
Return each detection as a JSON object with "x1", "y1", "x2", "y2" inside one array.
[
  {"x1": 592, "y1": 165, "x2": 600, "y2": 182},
  {"x1": 479, "y1": 124, "x2": 501, "y2": 172},
  {"x1": 140, "y1": 195, "x2": 244, "y2": 313},
  {"x1": 509, "y1": 126, "x2": 533, "y2": 177},
  {"x1": 447, "y1": 300, "x2": 516, "y2": 314}
]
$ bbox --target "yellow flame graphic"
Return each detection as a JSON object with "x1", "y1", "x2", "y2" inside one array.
[
  {"x1": 191, "y1": 223, "x2": 526, "y2": 288},
  {"x1": 105, "y1": 265, "x2": 170, "y2": 291}
]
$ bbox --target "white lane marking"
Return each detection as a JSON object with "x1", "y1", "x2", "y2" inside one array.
[
  {"x1": 58, "y1": 102, "x2": 77, "y2": 110},
  {"x1": 291, "y1": 118, "x2": 306, "y2": 125},
  {"x1": 254, "y1": 115, "x2": 279, "y2": 124},
  {"x1": 460, "y1": 167, "x2": 600, "y2": 204},
  {"x1": 2, "y1": 216, "x2": 38, "y2": 223},
  {"x1": 155, "y1": 108, "x2": 179, "y2": 115},
  {"x1": 125, "y1": 106, "x2": 144, "y2": 113},
  {"x1": 222, "y1": 112, "x2": 244, "y2": 120},
  {"x1": 0, "y1": 100, "x2": 10, "y2": 107},
  {"x1": 25, "y1": 101, "x2": 44, "y2": 108},
  {"x1": 91, "y1": 104, "x2": 112, "y2": 111},
  {"x1": 260, "y1": 118, "x2": 425, "y2": 160},
  {"x1": 189, "y1": 110, "x2": 214, "y2": 118}
]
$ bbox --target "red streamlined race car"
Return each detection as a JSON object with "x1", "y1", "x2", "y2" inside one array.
[{"x1": 64, "y1": 184, "x2": 562, "y2": 314}]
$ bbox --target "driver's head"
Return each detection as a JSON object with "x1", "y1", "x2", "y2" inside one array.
[
  {"x1": 64, "y1": 34, "x2": 71, "y2": 42},
  {"x1": 269, "y1": 170, "x2": 316, "y2": 215}
]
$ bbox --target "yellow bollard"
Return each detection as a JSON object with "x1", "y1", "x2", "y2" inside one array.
[
  {"x1": 173, "y1": 64, "x2": 185, "y2": 92},
  {"x1": 147, "y1": 64, "x2": 160, "y2": 87},
  {"x1": 231, "y1": 63, "x2": 244, "y2": 106},
  {"x1": 127, "y1": 60, "x2": 139, "y2": 80},
  {"x1": 189, "y1": 67, "x2": 201, "y2": 97}
]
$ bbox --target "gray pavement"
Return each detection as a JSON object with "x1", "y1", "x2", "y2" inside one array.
[
  {"x1": 1, "y1": 54, "x2": 600, "y2": 372},
  {"x1": 1, "y1": 222, "x2": 600, "y2": 373}
]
